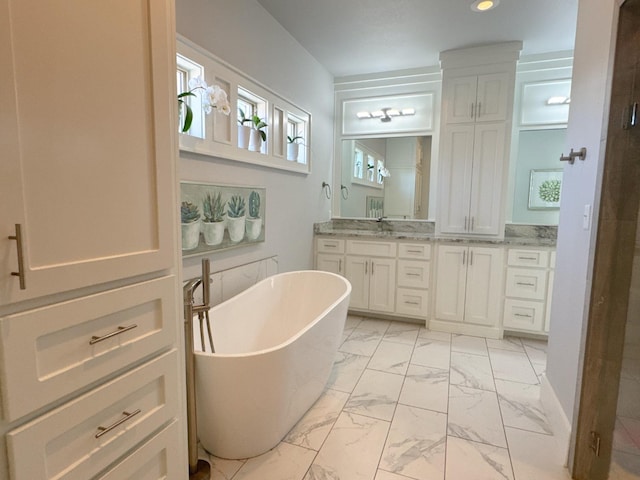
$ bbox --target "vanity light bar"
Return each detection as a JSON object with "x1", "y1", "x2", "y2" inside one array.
[
  {"x1": 356, "y1": 107, "x2": 416, "y2": 121},
  {"x1": 547, "y1": 96, "x2": 571, "y2": 105}
]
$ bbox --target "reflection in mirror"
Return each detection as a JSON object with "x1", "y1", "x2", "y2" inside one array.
[
  {"x1": 341, "y1": 136, "x2": 431, "y2": 219},
  {"x1": 512, "y1": 128, "x2": 567, "y2": 225}
]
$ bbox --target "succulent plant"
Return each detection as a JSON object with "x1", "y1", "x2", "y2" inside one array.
[
  {"x1": 181, "y1": 201, "x2": 200, "y2": 223},
  {"x1": 248, "y1": 191, "x2": 261, "y2": 219},
  {"x1": 227, "y1": 195, "x2": 246, "y2": 218},
  {"x1": 203, "y1": 192, "x2": 226, "y2": 222},
  {"x1": 238, "y1": 108, "x2": 252, "y2": 126}
]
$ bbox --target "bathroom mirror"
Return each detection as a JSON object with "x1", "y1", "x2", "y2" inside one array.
[
  {"x1": 340, "y1": 136, "x2": 432, "y2": 219},
  {"x1": 511, "y1": 128, "x2": 567, "y2": 225}
]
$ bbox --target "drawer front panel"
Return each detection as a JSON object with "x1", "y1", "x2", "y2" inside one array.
[
  {"x1": 316, "y1": 238, "x2": 345, "y2": 254},
  {"x1": 346, "y1": 240, "x2": 397, "y2": 257},
  {"x1": 397, "y1": 260, "x2": 430, "y2": 289},
  {"x1": 7, "y1": 350, "x2": 179, "y2": 480},
  {"x1": 396, "y1": 288, "x2": 429, "y2": 318},
  {"x1": 550, "y1": 250, "x2": 557, "y2": 269},
  {"x1": 398, "y1": 243, "x2": 431, "y2": 260},
  {"x1": 507, "y1": 249, "x2": 549, "y2": 268},
  {"x1": 505, "y1": 268, "x2": 547, "y2": 300},
  {"x1": 96, "y1": 420, "x2": 182, "y2": 480},
  {"x1": 503, "y1": 299, "x2": 544, "y2": 331},
  {"x1": 0, "y1": 276, "x2": 177, "y2": 421}
]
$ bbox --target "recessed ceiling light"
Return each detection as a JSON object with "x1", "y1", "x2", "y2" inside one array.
[{"x1": 471, "y1": 0, "x2": 500, "y2": 12}]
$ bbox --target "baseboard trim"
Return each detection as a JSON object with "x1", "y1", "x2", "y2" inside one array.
[{"x1": 540, "y1": 374, "x2": 572, "y2": 466}]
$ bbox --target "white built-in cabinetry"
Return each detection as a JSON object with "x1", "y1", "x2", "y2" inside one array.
[
  {"x1": 0, "y1": 0, "x2": 184, "y2": 478},
  {"x1": 384, "y1": 138, "x2": 424, "y2": 218},
  {"x1": 432, "y1": 244, "x2": 504, "y2": 337},
  {"x1": 437, "y1": 42, "x2": 521, "y2": 238},
  {"x1": 503, "y1": 247, "x2": 556, "y2": 335}
]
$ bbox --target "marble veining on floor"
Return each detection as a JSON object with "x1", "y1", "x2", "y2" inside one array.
[{"x1": 202, "y1": 316, "x2": 571, "y2": 480}]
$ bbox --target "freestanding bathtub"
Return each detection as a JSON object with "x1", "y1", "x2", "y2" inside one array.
[{"x1": 194, "y1": 270, "x2": 351, "y2": 459}]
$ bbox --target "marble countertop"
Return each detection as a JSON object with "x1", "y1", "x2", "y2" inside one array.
[{"x1": 314, "y1": 220, "x2": 557, "y2": 247}]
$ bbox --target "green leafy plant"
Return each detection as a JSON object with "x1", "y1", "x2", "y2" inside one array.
[
  {"x1": 251, "y1": 115, "x2": 268, "y2": 141},
  {"x1": 180, "y1": 201, "x2": 200, "y2": 223},
  {"x1": 238, "y1": 108, "x2": 253, "y2": 126},
  {"x1": 287, "y1": 135, "x2": 303, "y2": 144},
  {"x1": 178, "y1": 77, "x2": 230, "y2": 133},
  {"x1": 227, "y1": 195, "x2": 246, "y2": 218},
  {"x1": 202, "y1": 192, "x2": 226, "y2": 223},
  {"x1": 248, "y1": 191, "x2": 261, "y2": 219}
]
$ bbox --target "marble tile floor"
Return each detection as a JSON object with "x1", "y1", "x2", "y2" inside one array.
[{"x1": 202, "y1": 315, "x2": 571, "y2": 480}]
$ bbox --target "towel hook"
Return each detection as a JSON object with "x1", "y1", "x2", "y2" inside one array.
[
  {"x1": 340, "y1": 184, "x2": 349, "y2": 200},
  {"x1": 560, "y1": 147, "x2": 587, "y2": 164},
  {"x1": 322, "y1": 182, "x2": 332, "y2": 199}
]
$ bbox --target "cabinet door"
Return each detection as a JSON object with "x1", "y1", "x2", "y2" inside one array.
[
  {"x1": 316, "y1": 254, "x2": 344, "y2": 276},
  {"x1": 438, "y1": 125, "x2": 475, "y2": 234},
  {"x1": 345, "y1": 256, "x2": 369, "y2": 310},
  {"x1": 369, "y1": 258, "x2": 396, "y2": 313},
  {"x1": 434, "y1": 246, "x2": 467, "y2": 322},
  {"x1": 0, "y1": 0, "x2": 176, "y2": 304},
  {"x1": 475, "y1": 72, "x2": 509, "y2": 122},
  {"x1": 468, "y1": 123, "x2": 506, "y2": 235},
  {"x1": 464, "y1": 247, "x2": 504, "y2": 326},
  {"x1": 444, "y1": 75, "x2": 478, "y2": 124}
]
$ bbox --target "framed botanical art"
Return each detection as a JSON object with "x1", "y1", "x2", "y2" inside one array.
[{"x1": 528, "y1": 169, "x2": 562, "y2": 210}]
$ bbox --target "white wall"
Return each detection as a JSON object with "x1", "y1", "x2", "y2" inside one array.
[
  {"x1": 545, "y1": 0, "x2": 620, "y2": 455},
  {"x1": 175, "y1": 0, "x2": 334, "y2": 279}
]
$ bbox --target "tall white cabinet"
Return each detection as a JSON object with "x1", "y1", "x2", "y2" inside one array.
[
  {"x1": 437, "y1": 42, "x2": 521, "y2": 238},
  {"x1": 0, "y1": 1, "x2": 185, "y2": 478}
]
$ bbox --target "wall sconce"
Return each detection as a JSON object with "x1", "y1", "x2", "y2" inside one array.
[{"x1": 356, "y1": 107, "x2": 415, "y2": 122}]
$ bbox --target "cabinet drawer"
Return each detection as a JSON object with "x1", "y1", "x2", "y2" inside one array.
[
  {"x1": 505, "y1": 268, "x2": 547, "y2": 300},
  {"x1": 346, "y1": 240, "x2": 397, "y2": 257},
  {"x1": 0, "y1": 276, "x2": 177, "y2": 422},
  {"x1": 396, "y1": 289, "x2": 429, "y2": 318},
  {"x1": 507, "y1": 249, "x2": 549, "y2": 268},
  {"x1": 7, "y1": 350, "x2": 179, "y2": 480},
  {"x1": 96, "y1": 420, "x2": 182, "y2": 480},
  {"x1": 316, "y1": 238, "x2": 345, "y2": 254},
  {"x1": 398, "y1": 243, "x2": 431, "y2": 260},
  {"x1": 397, "y1": 260, "x2": 430, "y2": 289},
  {"x1": 503, "y1": 299, "x2": 545, "y2": 332}
]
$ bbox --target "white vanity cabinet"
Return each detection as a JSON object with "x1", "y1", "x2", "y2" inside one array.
[
  {"x1": 433, "y1": 244, "x2": 504, "y2": 338},
  {"x1": 0, "y1": 1, "x2": 184, "y2": 478},
  {"x1": 315, "y1": 238, "x2": 346, "y2": 275},
  {"x1": 345, "y1": 240, "x2": 397, "y2": 314},
  {"x1": 503, "y1": 247, "x2": 555, "y2": 334},
  {"x1": 395, "y1": 243, "x2": 431, "y2": 318}
]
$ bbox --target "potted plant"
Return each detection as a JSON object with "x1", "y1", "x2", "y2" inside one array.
[
  {"x1": 245, "y1": 191, "x2": 262, "y2": 240},
  {"x1": 181, "y1": 201, "x2": 201, "y2": 250},
  {"x1": 249, "y1": 115, "x2": 267, "y2": 152},
  {"x1": 287, "y1": 135, "x2": 303, "y2": 161},
  {"x1": 237, "y1": 109, "x2": 252, "y2": 149},
  {"x1": 202, "y1": 192, "x2": 226, "y2": 246},
  {"x1": 226, "y1": 194, "x2": 246, "y2": 242}
]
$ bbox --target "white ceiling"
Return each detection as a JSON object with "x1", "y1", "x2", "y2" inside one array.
[{"x1": 256, "y1": 0, "x2": 579, "y2": 78}]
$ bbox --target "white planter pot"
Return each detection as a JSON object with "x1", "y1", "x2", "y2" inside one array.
[
  {"x1": 286, "y1": 143, "x2": 299, "y2": 161},
  {"x1": 238, "y1": 125, "x2": 251, "y2": 149},
  {"x1": 245, "y1": 217, "x2": 262, "y2": 240},
  {"x1": 249, "y1": 129, "x2": 263, "y2": 152},
  {"x1": 181, "y1": 221, "x2": 200, "y2": 250},
  {"x1": 227, "y1": 216, "x2": 246, "y2": 242},
  {"x1": 202, "y1": 221, "x2": 225, "y2": 246}
]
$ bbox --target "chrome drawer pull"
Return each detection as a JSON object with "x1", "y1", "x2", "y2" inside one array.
[
  {"x1": 518, "y1": 256, "x2": 538, "y2": 261},
  {"x1": 324, "y1": 244, "x2": 337, "y2": 248},
  {"x1": 8, "y1": 224, "x2": 26, "y2": 290},
  {"x1": 406, "y1": 273, "x2": 421, "y2": 277},
  {"x1": 516, "y1": 282, "x2": 536, "y2": 287},
  {"x1": 404, "y1": 301, "x2": 420, "y2": 305},
  {"x1": 514, "y1": 313, "x2": 532, "y2": 318},
  {"x1": 407, "y1": 249, "x2": 422, "y2": 254},
  {"x1": 89, "y1": 324, "x2": 138, "y2": 345},
  {"x1": 95, "y1": 409, "x2": 141, "y2": 438}
]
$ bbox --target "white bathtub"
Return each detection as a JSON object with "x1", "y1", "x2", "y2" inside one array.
[{"x1": 194, "y1": 270, "x2": 351, "y2": 459}]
